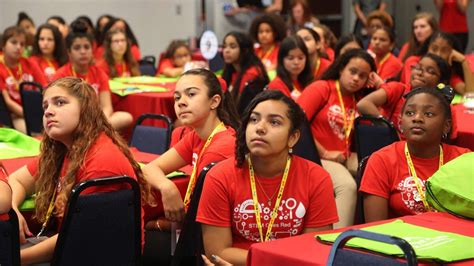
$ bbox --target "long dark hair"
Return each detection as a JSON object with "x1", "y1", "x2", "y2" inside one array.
[
  {"x1": 235, "y1": 90, "x2": 305, "y2": 167},
  {"x1": 181, "y1": 68, "x2": 240, "y2": 130},
  {"x1": 32, "y1": 24, "x2": 68, "y2": 66},
  {"x1": 65, "y1": 20, "x2": 94, "y2": 50},
  {"x1": 321, "y1": 49, "x2": 376, "y2": 81},
  {"x1": 221, "y1": 32, "x2": 269, "y2": 101},
  {"x1": 334, "y1": 33, "x2": 363, "y2": 59},
  {"x1": 103, "y1": 29, "x2": 140, "y2": 77},
  {"x1": 101, "y1": 18, "x2": 139, "y2": 47},
  {"x1": 403, "y1": 12, "x2": 438, "y2": 62},
  {"x1": 276, "y1": 36, "x2": 313, "y2": 92},
  {"x1": 95, "y1": 14, "x2": 115, "y2": 45}
]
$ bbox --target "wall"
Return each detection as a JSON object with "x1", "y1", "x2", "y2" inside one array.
[{"x1": 0, "y1": 0, "x2": 201, "y2": 58}]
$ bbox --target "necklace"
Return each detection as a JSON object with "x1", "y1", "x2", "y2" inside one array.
[{"x1": 254, "y1": 176, "x2": 279, "y2": 206}]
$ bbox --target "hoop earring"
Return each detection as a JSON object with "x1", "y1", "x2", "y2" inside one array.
[{"x1": 289, "y1": 147, "x2": 293, "y2": 154}]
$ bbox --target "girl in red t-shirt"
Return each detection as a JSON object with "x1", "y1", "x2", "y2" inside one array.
[
  {"x1": 250, "y1": 14, "x2": 287, "y2": 71},
  {"x1": 97, "y1": 29, "x2": 140, "y2": 79},
  {"x1": 155, "y1": 40, "x2": 192, "y2": 77},
  {"x1": 30, "y1": 24, "x2": 68, "y2": 83},
  {"x1": 267, "y1": 36, "x2": 313, "y2": 100},
  {"x1": 398, "y1": 12, "x2": 438, "y2": 63},
  {"x1": 313, "y1": 24, "x2": 337, "y2": 62},
  {"x1": 222, "y1": 32, "x2": 269, "y2": 106},
  {"x1": 143, "y1": 69, "x2": 239, "y2": 225},
  {"x1": 358, "y1": 53, "x2": 452, "y2": 134},
  {"x1": 95, "y1": 18, "x2": 141, "y2": 61},
  {"x1": 197, "y1": 90, "x2": 338, "y2": 265},
  {"x1": 0, "y1": 26, "x2": 47, "y2": 133},
  {"x1": 360, "y1": 87, "x2": 470, "y2": 221},
  {"x1": 296, "y1": 27, "x2": 331, "y2": 80},
  {"x1": 54, "y1": 20, "x2": 132, "y2": 131},
  {"x1": 8, "y1": 77, "x2": 153, "y2": 264},
  {"x1": 369, "y1": 27, "x2": 402, "y2": 81}
]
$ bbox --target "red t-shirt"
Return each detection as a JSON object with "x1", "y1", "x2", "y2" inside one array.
[
  {"x1": 29, "y1": 55, "x2": 60, "y2": 83},
  {"x1": 96, "y1": 59, "x2": 132, "y2": 79},
  {"x1": 297, "y1": 80, "x2": 358, "y2": 153},
  {"x1": 94, "y1": 44, "x2": 141, "y2": 62},
  {"x1": 377, "y1": 53, "x2": 402, "y2": 81},
  {"x1": 197, "y1": 155, "x2": 338, "y2": 249},
  {"x1": 267, "y1": 76, "x2": 303, "y2": 100},
  {"x1": 173, "y1": 126, "x2": 236, "y2": 172},
  {"x1": 155, "y1": 58, "x2": 174, "y2": 76},
  {"x1": 326, "y1": 47, "x2": 335, "y2": 62},
  {"x1": 53, "y1": 63, "x2": 110, "y2": 94},
  {"x1": 400, "y1": 55, "x2": 463, "y2": 88},
  {"x1": 169, "y1": 126, "x2": 193, "y2": 147},
  {"x1": 439, "y1": 0, "x2": 468, "y2": 33},
  {"x1": 254, "y1": 44, "x2": 279, "y2": 70},
  {"x1": 360, "y1": 141, "x2": 470, "y2": 218},
  {"x1": 398, "y1": 43, "x2": 409, "y2": 62},
  {"x1": 0, "y1": 58, "x2": 47, "y2": 104},
  {"x1": 230, "y1": 66, "x2": 261, "y2": 94},
  {"x1": 314, "y1": 57, "x2": 331, "y2": 80},
  {"x1": 26, "y1": 133, "x2": 143, "y2": 243}
]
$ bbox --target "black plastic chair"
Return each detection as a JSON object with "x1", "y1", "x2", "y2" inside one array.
[
  {"x1": 20, "y1": 81, "x2": 44, "y2": 136},
  {"x1": 354, "y1": 156, "x2": 370, "y2": 225},
  {"x1": 171, "y1": 163, "x2": 216, "y2": 266},
  {"x1": 129, "y1": 113, "x2": 173, "y2": 155},
  {"x1": 237, "y1": 78, "x2": 268, "y2": 116},
  {"x1": 51, "y1": 176, "x2": 142, "y2": 266},
  {"x1": 0, "y1": 209, "x2": 21, "y2": 266},
  {"x1": 139, "y1": 55, "x2": 157, "y2": 76},
  {"x1": 293, "y1": 116, "x2": 322, "y2": 166},
  {"x1": 327, "y1": 229, "x2": 417, "y2": 266},
  {"x1": 354, "y1": 115, "x2": 399, "y2": 162},
  {"x1": 0, "y1": 92, "x2": 13, "y2": 128}
]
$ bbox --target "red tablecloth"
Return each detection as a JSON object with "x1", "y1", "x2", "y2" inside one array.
[
  {"x1": 453, "y1": 104, "x2": 474, "y2": 151},
  {"x1": 247, "y1": 212, "x2": 474, "y2": 266}
]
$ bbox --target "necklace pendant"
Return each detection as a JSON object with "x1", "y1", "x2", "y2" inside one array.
[{"x1": 268, "y1": 200, "x2": 272, "y2": 206}]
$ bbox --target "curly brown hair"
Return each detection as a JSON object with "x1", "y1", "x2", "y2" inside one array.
[{"x1": 34, "y1": 77, "x2": 153, "y2": 223}]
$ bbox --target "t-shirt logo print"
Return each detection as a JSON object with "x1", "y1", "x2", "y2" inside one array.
[
  {"x1": 233, "y1": 198, "x2": 306, "y2": 242},
  {"x1": 398, "y1": 176, "x2": 426, "y2": 214},
  {"x1": 327, "y1": 104, "x2": 355, "y2": 140}
]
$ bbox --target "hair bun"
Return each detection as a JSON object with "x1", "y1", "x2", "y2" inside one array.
[
  {"x1": 18, "y1": 12, "x2": 31, "y2": 21},
  {"x1": 436, "y1": 83, "x2": 455, "y2": 103},
  {"x1": 70, "y1": 20, "x2": 88, "y2": 34}
]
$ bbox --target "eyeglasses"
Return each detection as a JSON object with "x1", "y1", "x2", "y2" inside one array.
[{"x1": 410, "y1": 64, "x2": 440, "y2": 77}]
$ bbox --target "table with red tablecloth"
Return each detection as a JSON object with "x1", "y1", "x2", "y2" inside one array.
[
  {"x1": 453, "y1": 104, "x2": 474, "y2": 151},
  {"x1": 247, "y1": 212, "x2": 474, "y2": 266}
]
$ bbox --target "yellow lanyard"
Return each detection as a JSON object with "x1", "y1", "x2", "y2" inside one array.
[
  {"x1": 183, "y1": 122, "x2": 225, "y2": 209},
  {"x1": 71, "y1": 65, "x2": 89, "y2": 83},
  {"x1": 4, "y1": 63, "x2": 23, "y2": 91},
  {"x1": 248, "y1": 156, "x2": 291, "y2": 242},
  {"x1": 377, "y1": 53, "x2": 391, "y2": 73},
  {"x1": 37, "y1": 187, "x2": 57, "y2": 237},
  {"x1": 404, "y1": 143, "x2": 443, "y2": 211},
  {"x1": 259, "y1": 45, "x2": 275, "y2": 60},
  {"x1": 335, "y1": 80, "x2": 356, "y2": 149},
  {"x1": 314, "y1": 58, "x2": 321, "y2": 77}
]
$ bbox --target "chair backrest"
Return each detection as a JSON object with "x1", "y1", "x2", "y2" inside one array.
[
  {"x1": 237, "y1": 78, "x2": 268, "y2": 116},
  {"x1": 354, "y1": 115, "x2": 399, "y2": 162},
  {"x1": 327, "y1": 229, "x2": 417, "y2": 266},
  {"x1": 51, "y1": 176, "x2": 141, "y2": 266},
  {"x1": 139, "y1": 55, "x2": 157, "y2": 76},
  {"x1": 0, "y1": 92, "x2": 13, "y2": 128},
  {"x1": 20, "y1": 82, "x2": 44, "y2": 136},
  {"x1": 171, "y1": 163, "x2": 216, "y2": 266},
  {"x1": 293, "y1": 116, "x2": 322, "y2": 166},
  {"x1": 354, "y1": 156, "x2": 370, "y2": 225},
  {"x1": 0, "y1": 209, "x2": 21, "y2": 266},
  {"x1": 129, "y1": 113, "x2": 173, "y2": 155}
]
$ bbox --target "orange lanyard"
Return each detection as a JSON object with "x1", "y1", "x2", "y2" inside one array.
[
  {"x1": 249, "y1": 155, "x2": 291, "y2": 242},
  {"x1": 377, "y1": 53, "x2": 391, "y2": 73},
  {"x1": 313, "y1": 58, "x2": 321, "y2": 77},
  {"x1": 335, "y1": 80, "x2": 356, "y2": 150},
  {"x1": 404, "y1": 143, "x2": 443, "y2": 211},
  {"x1": 71, "y1": 65, "x2": 89, "y2": 83},
  {"x1": 183, "y1": 122, "x2": 225, "y2": 210},
  {"x1": 258, "y1": 45, "x2": 275, "y2": 60},
  {"x1": 4, "y1": 62, "x2": 23, "y2": 90}
]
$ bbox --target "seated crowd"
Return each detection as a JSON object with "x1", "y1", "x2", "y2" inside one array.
[{"x1": 0, "y1": 3, "x2": 472, "y2": 265}]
